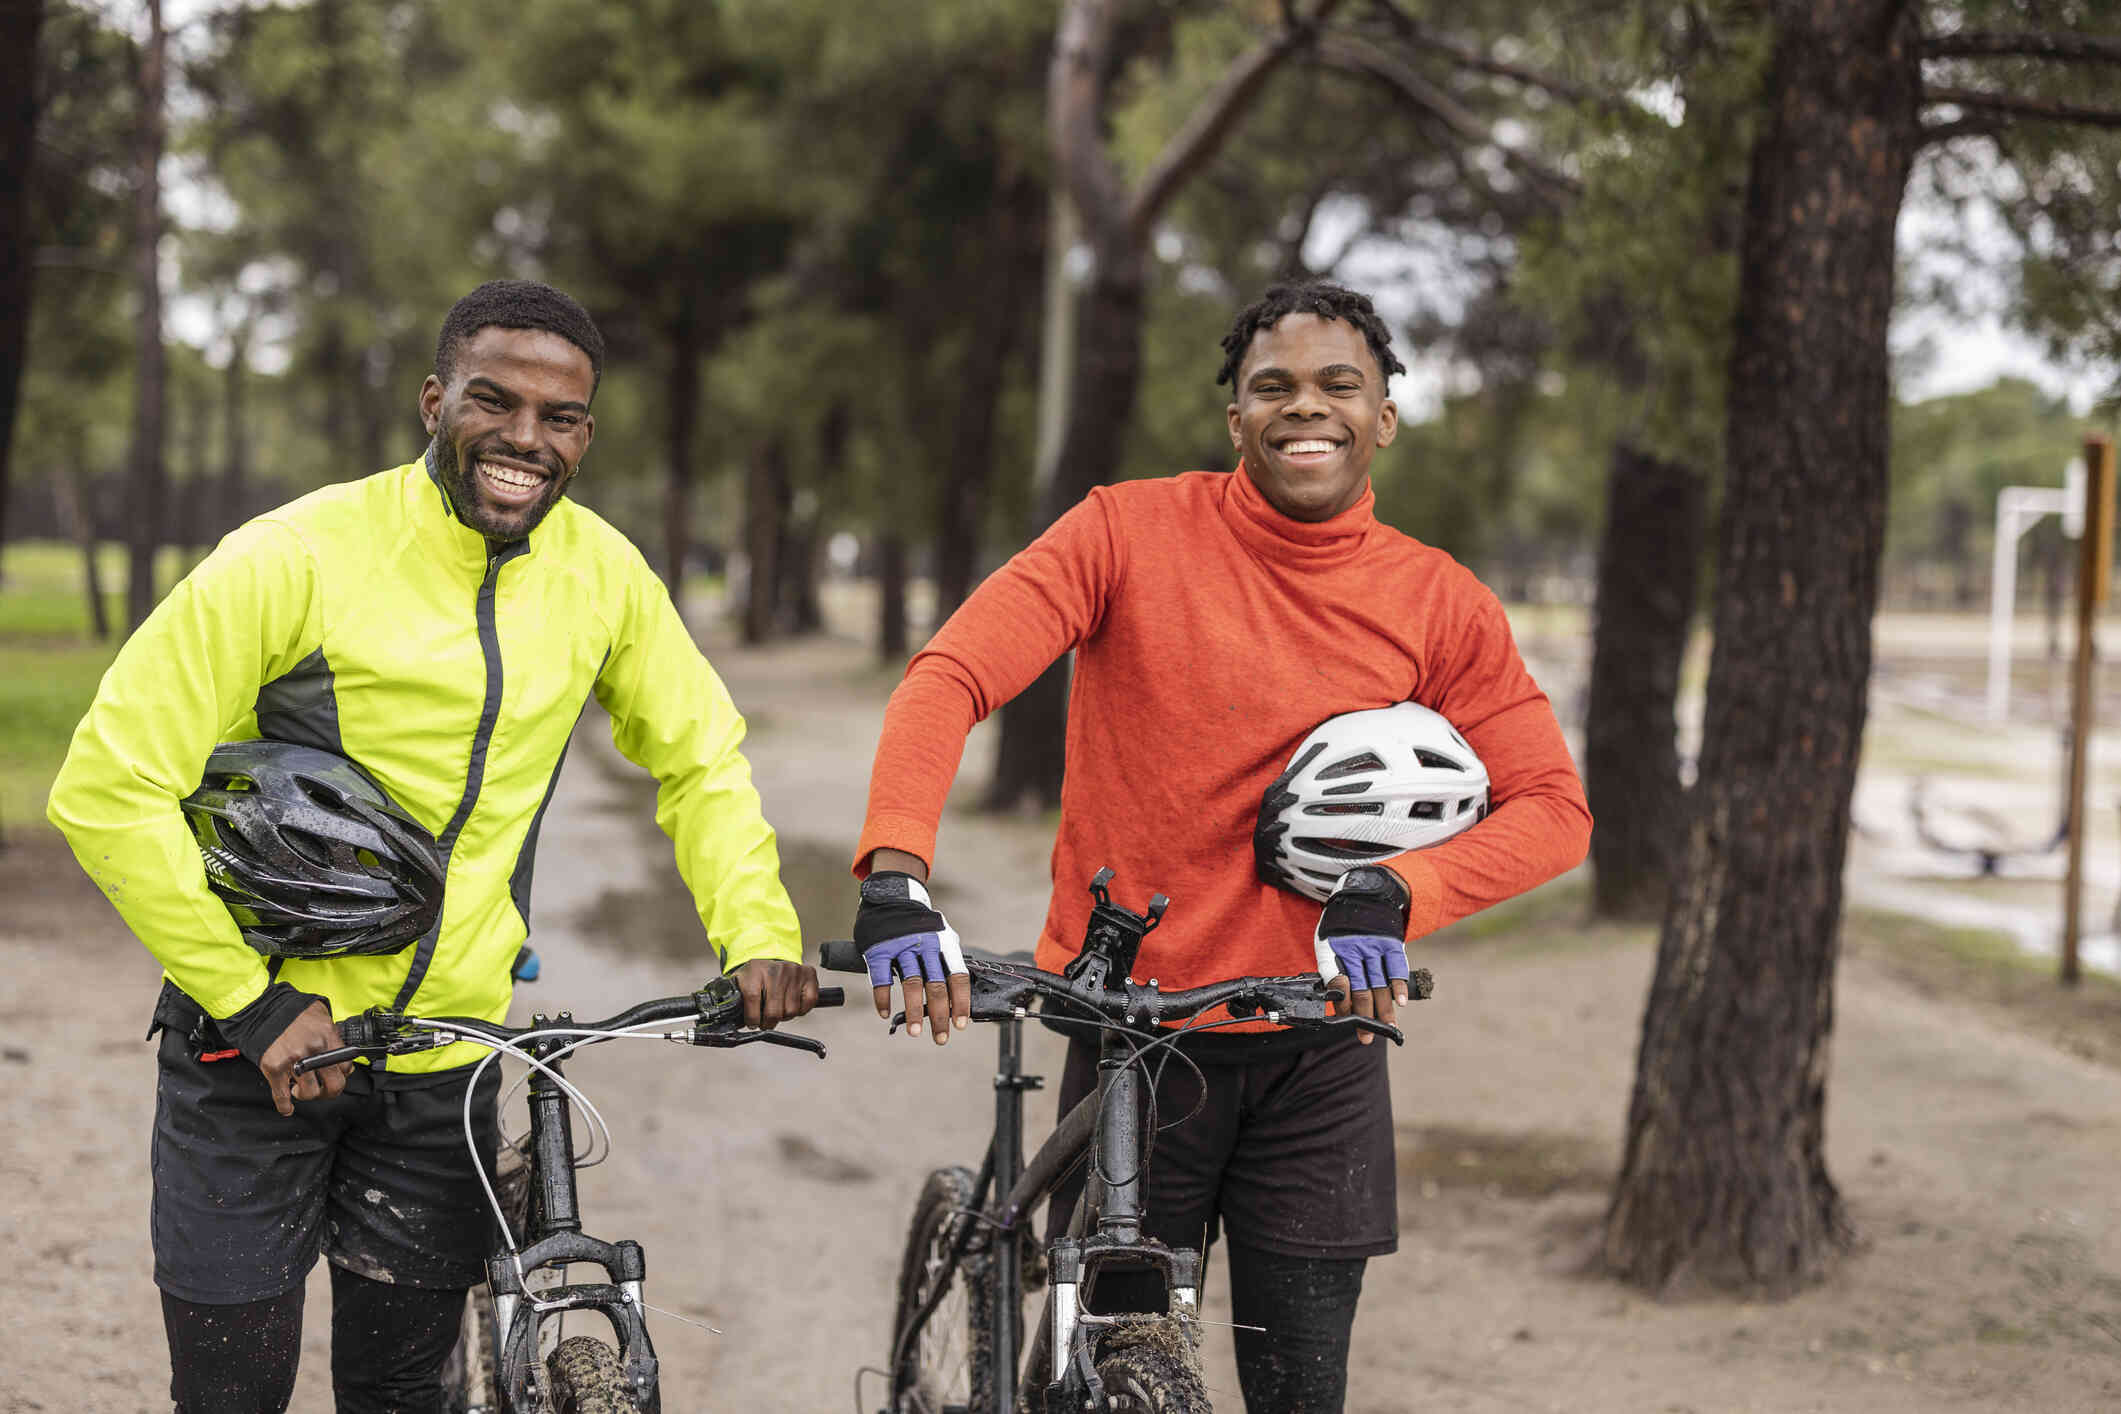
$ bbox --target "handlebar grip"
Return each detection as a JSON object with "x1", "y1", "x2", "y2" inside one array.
[
  {"x1": 816, "y1": 986, "x2": 845, "y2": 1008},
  {"x1": 819, "y1": 940, "x2": 866, "y2": 975}
]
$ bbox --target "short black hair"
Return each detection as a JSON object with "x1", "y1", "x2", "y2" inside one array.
[
  {"x1": 1216, "y1": 281, "x2": 1406, "y2": 389},
  {"x1": 435, "y1": 279, "x2": 606, "y2": 394}
]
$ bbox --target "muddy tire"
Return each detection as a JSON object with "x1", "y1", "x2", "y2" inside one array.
[
  {"x1": 1094, "y1": 1340, "x2": 1209, "y2": 1413},
  {"x1": 891, "y1": 1165, "x2": 995, "y2": 1413},
  {"x1": 546, "y1": 1336, "x2": 636, "y2": 1413}
]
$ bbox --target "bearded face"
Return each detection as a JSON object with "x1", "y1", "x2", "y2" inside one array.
[{"x1": 418, "y1": 327, "x2": 595, "y2": 542}]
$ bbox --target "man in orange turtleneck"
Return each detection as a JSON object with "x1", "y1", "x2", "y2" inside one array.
[{"x1": 851, "y1": 282, "x2": 1591, "y2": 1411}]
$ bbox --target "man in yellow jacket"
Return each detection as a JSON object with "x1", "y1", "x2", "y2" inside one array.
[{"x1": 48, "y1": 279, "x2": 818, "y2": 1412}]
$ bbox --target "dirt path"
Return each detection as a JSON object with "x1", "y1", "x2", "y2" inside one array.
[{"x1": 4, "y1": 608, "x2": 2119, "y2": 1412}]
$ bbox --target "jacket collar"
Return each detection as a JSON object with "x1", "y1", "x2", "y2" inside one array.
[
  {"x1": 1221, "y1": 461, "x2": 1376, "y2": 570},
  {"x1": 418, "y1": 445, "x2": 537, "y2": 573}
]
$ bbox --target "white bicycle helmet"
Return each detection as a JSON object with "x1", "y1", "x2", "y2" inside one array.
[{"x1": 1255, "y1": 702, "x2": 1490, "y2": 902}]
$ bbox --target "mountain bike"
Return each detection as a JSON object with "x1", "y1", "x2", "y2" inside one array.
[
  {"x1": 821, "y1": 868, "x2": 1417, "y2": 1414},
  {"x1": 296, "y1": 974, "x2": 843, "y2": 1412}
]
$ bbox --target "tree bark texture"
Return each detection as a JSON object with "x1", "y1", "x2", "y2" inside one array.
[
  {"x1": 1584, "y1": 441, "x2": 1704, "y2": 921},
  {"x1": 933, "y1": 174, "x2": 1045, "y2": 625},
  {"x1": 984, "y1": 244, "x2": 1144, "y2": 812},
  {"x1": 783, "y1": 401, "x2": 850, "y2": 637},
  {"x1": 124, "y1": 0, "x2": 168, "y2": 632},
  {"x1": 1603, "y1": 0, "x2": 1921, "y2": 1294},
  {"x1": 989, "y1": 0, "x2": 1331, "y2": 811},
  {"x1": 220, "y1": 328, "x2": 249, "y2": 540},
  {"x1": 742, "y1": 436, "x2": 788, "y2": 646},
  {"x1": 54, "y1": 448, "x2": 108, "y2": 641},
  {"x1": 877, "y1": 532, "x2": 909, "y2": 661},
  {"x1": 662, "y1": 303, "x2": 702, "y2": 612},
  {"x1": 0, "y1": 0, "x2": 46, "y2": 563}
]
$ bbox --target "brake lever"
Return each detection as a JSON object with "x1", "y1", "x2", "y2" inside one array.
[
  {"x1": 690, "y1": 1025, "x2": 827, "y2": 1059},
  {"x1": 293, "y1": 1031, "x2": 443, "y2": 1075},
  {"x1": 1343, "y1": 1016, "x2": 1405, "y2": 1046}
]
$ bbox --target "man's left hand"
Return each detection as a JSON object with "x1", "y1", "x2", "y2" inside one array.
[
  {"x1": 730, "y1": 958, "x2": 822, "y2": 1031},
  {"x1": 1314, "y1": 866, "x2": 1413, "y2": 1047}
]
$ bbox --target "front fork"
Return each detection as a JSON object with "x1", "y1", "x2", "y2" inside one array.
[
  {"x1": 1045, "y1": 1030, "x2": 1203, "y2": 1400},
  {"x1": 487, "y1": 1030, "x2": 660, "y2": 1411}
]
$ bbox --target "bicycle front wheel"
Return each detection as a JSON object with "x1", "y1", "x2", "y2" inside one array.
[
  {"x1": 1095, "y1": 1340, "x2": 1210, "y2": 1414},
  {"x1": 547, "y1": 1336, "x2": 635, "y2": 1413},
  {"x1": 891, "y1": 1165, "x2": 995, "y2": 1414}
]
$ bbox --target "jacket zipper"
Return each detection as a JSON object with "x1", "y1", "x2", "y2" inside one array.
[{"x1": 384, "y1": 543, "x2": 524, "y2": 1032}]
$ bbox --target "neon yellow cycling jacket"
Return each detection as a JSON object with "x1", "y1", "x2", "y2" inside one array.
[{"x1": 49, "y1": 458, "x2": 802, "y2": 1072}]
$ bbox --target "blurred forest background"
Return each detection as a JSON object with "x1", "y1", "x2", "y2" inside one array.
[{"x1": 5, "y1": 0, "x2": 2121, "y2": 1294}]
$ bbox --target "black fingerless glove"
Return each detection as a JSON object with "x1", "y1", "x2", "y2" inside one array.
[
  {"x1": 215, "y1": 981, "x2": 331, "y2": 1067},
  {"x1": 853, "y1": 871, "x2": 949, "y2": 948},
  {"x1": 1317, "y1": 865, "x2": 1411, "y2": 940}
]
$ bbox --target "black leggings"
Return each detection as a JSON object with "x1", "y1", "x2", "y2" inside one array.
[
  {"x1": 1091, "y1": 1243, "x2": 1367, "y2": 1414},
  {"x1": 164, "y1": 1265, "x2": 466, "y2": 1413}
]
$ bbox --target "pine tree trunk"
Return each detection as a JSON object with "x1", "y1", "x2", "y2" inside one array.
[
  {"x1": 0, "y1": 0, "x2": 45, "y2": 568},
  {"x1": 1585, "y1": 441, "x2": 1704, "y2": 921},
  {"x1": 55, "y1": 445, "x2": 109, "y2": 641},
  {"x1": 1602, "y1": 0, "x2": 1920, "y2": 1294},
  {"x1": 662, "y1": 304, "x2": 701, "y2": 614},
  {"x1": 933, "y1": 175, "x2": 1045, "y2": 625},
  {"x1": 124, "y1": 0, "x2": 168, "y2": 632},
  {"x1": 219, "y1": 328, "x2": 249, "y2": 539},
  {"x1": 986, "y1": 244, "x2": 1143, "y2": 812},
  {"x1": 743, "y1": 436, "x2": 788, "y2": 645},
  {"x1": 877, "y1": 533, "x2": 909, "y2": 661}
]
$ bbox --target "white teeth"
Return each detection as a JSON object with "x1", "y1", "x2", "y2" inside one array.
[
  {"x1": 479, "y1": 460, "x2": 542, "y2": 490},
  {"x1": 1280, "y1": 440, "x2": 1337, "y2": 455}
]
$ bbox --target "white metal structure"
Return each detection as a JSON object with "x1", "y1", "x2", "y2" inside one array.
[{"x1": 1987, "y1": 458, "x2": 2087, "y2": 721}]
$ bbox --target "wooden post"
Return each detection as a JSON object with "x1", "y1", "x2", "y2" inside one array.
[{"x1": 2061, "y1": 435, "x2": 2115, "y2": 985}]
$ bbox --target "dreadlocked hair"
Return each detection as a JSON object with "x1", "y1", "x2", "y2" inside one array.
[
  {"x1": 435, "y1": 279, "x2": 606, "y2": 395},
  {"x1": 1215, "y1": 281, "x2": 1406, "y2": 389}
]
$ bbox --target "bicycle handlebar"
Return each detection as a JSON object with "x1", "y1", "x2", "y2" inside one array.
[
  {"x1": 817, "y1": 938, "x2": 1412, "y2": 1045},
  {"x1": 294, "y1": 979, "x2": 847, "y2": 1076}
]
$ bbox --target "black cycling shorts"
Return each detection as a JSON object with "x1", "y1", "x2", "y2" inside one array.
[
  {"x1": 149, "y1": 988, "x2": 501, "y2": 1305},
  {"x1": 1044, "y1": 1028, "x2": 1398, "y2": 1262}
]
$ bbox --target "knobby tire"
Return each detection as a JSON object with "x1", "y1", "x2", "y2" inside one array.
[
  {"x1": 891, "y1": 1166, "x2": 996, "y2": 1414},
  {"x1": 546, "y1": 1336, "x2": 635, "y2": 1413},
  {"x1": 1094, "y1": 1339, "x2": 1210, "y2": 1414}
]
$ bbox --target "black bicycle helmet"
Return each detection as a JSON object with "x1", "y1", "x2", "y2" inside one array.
[{"x1": 181, "y1": 739, "x2": 445, "y2": 959}]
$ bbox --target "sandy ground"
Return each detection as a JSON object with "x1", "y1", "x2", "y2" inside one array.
[{"x1": 4, "y1": 601, "x2": 2120, "y2": 1412}]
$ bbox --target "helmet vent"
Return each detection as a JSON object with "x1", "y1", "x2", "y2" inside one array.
[
  {"x1": 1410, "y1": 801, "x2": 1445, "y2": 821},
  {"x1": 1414, "y1": 748, "x2": 1467, "y2": 772},
  {"x1": 1321, "y1": 781, "x2": 1372, "y2": 797},
  {"x1": 1296, "y1": 837, "x2": 1397, "y2": 861},
  {"x1": 285, "y1": 828, "x2": 336, "y2": 869},
  {"x1": 296, "y1": 777, "x2": 347, "y2": 810},
  {"x1": 1317, "y1": 752, "x2": 1386, "y2": 780},
  {"x1": 1304, "y1": 801, "x2": 1384, "y2": 817}
]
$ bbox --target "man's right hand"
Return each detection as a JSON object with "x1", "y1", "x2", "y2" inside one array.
[
  {"x1": 258, "y1": 1001, "x2": 351, "y2": 1116},
  {"x1": 854, "y1": 860, "x2": 971, "y2": 1045}
]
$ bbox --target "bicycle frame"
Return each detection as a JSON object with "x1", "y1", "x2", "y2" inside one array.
[
  {"x1": 485, "y1": 1011, "x2": 661, "y2": 1414},
  {"x1": 897, "y1": 935, "x2": 1210, "y2": 1414}
]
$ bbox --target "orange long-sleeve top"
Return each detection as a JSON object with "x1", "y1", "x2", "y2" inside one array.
[{"x1": 855, "y1": 466, "x2": 1592, "y2": 995}]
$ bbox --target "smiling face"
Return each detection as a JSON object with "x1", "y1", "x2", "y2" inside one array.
[
  {"x1": 1226, "y1": 312, "x2": 1399, "y2": 523},
  {"x1": 419, "y1": 326, "x2": 596, "y2": 542}
]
